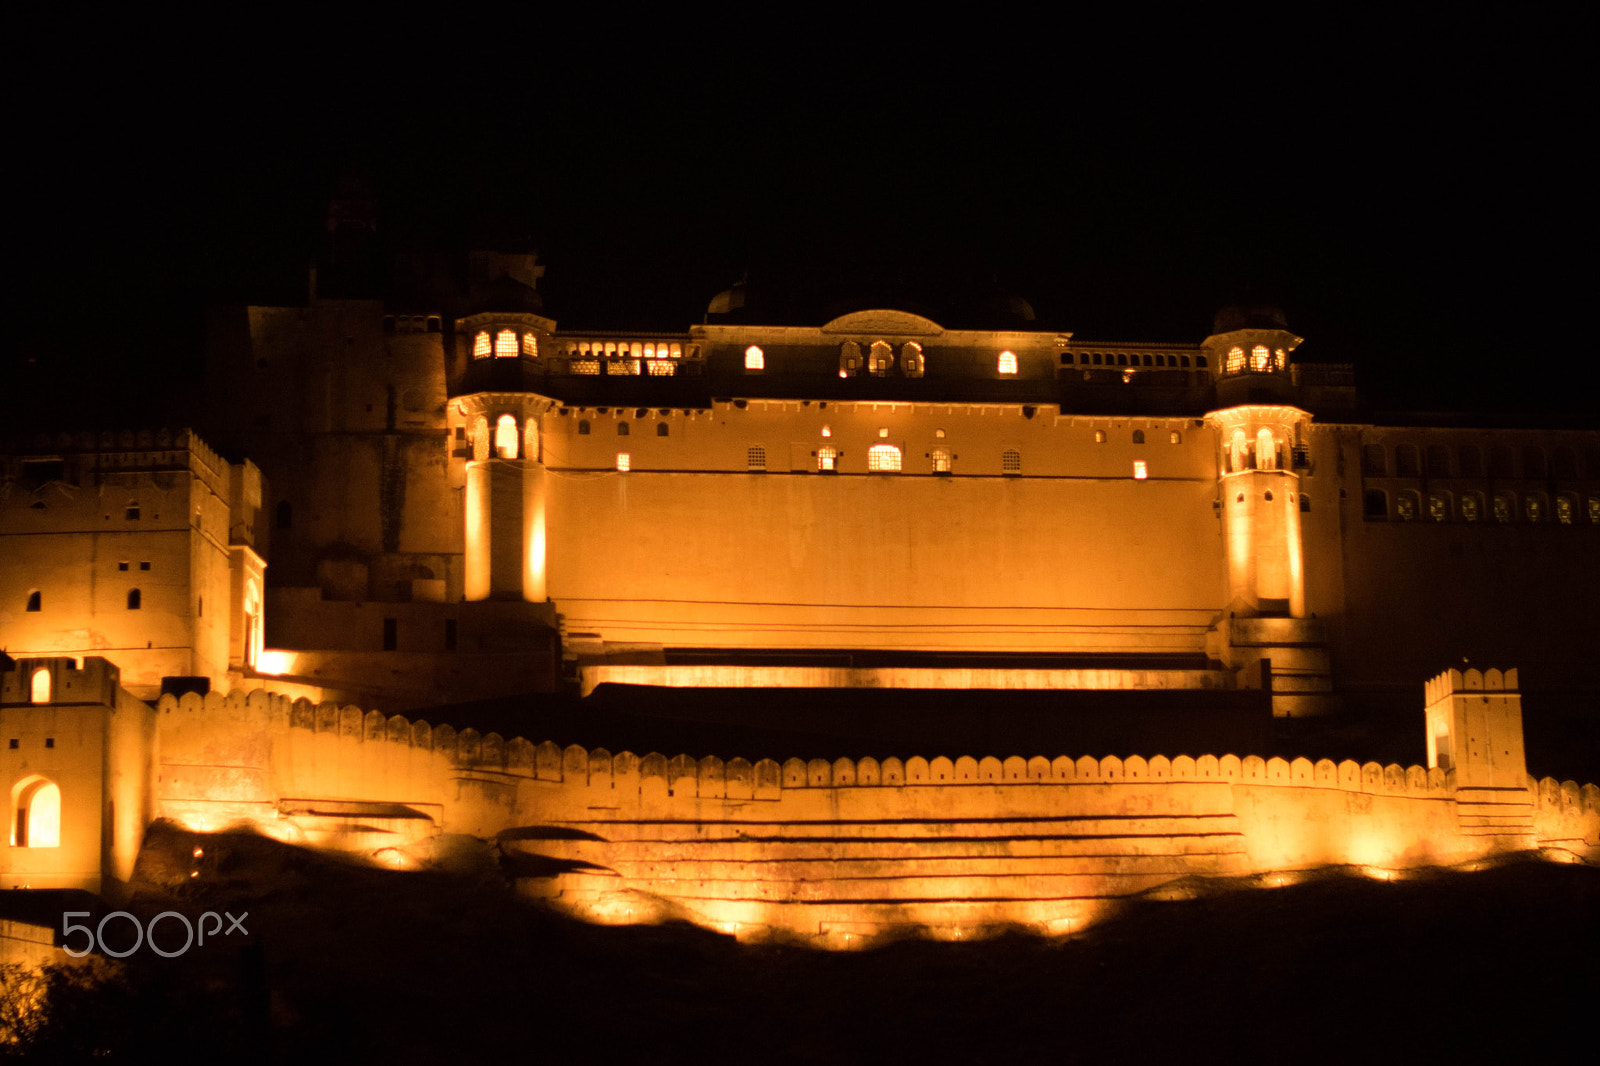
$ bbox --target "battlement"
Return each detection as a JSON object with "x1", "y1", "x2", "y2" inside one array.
[{"x1": 0, "y1": 656, "x2": 120, "y2": 708}]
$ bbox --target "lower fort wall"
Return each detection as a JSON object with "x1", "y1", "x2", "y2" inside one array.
[{"x1": 146, "y1": 690, "x2": 1600, "y2": 942}]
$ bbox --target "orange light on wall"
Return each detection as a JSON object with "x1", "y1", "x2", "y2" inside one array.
[{"x1": 1133, "y1": 460, "x2": 1148, "y2": 480}]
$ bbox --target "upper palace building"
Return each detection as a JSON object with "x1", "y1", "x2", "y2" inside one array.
[{"x1": 4, "y1": 250, "x2": 1597, "y2": 738}]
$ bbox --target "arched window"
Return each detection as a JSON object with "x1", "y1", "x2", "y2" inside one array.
[
  {"x1": 1300, "y1": 494, "x2": 1311, "y2": 513},
  {"x1": 1251, "y1": 345, "x2": 1270, "y2": 371},
  {"x1": 1132, "y1": 430, "x2": 1145, "y2": 445},
  {"x1": 1231, "y1": 431, "x2": 1249, "y2": 473},
  {"x1": 1492, "y1": 493, "x2": 1514, "y2": 523},
  {"x1": 473, "y1": 331, "x2": 491, "y2": 358},
  {"x1": 744, "y1": 346, "x2": 764, "y2": 370},
  {"x1": 1395, "y1": 492, "x2": 1418, "y2": 521},
  {"x1": 1460, "y1": 493, "x2": 1482, "y2": 522},
  {"x1": 1426, "y1": 445, "x2": 1452, "y2": 477},
  {"x1": 495, "y1": 415, "x2": 519, "y2": 459},
  {"x1": 656, "y1": 422, "x2": 669, "y2": 437},
  {"x1": 1257, "y1": 429, "x2": 1277, "y2": 470},
  {"x1": 1364, "y1": 490, "x2": 1388, "y2": 520},
  {"x1": 1002, "y1": 449, "x2": 1022, "y2": 474},
  {"x1": 1227, "y1": 347, "x2": 1245, "y2": 373},
  {"x1": 1395, "y1": 444, "x2": 1420, "y2": 477},
  {"x1": 1589, "y1": 497, "x2": 1600, "y2": 524},
  {"x1": 11, "y1": 778, "x2": 60, "y2": 848},
  {"x1": 1170, "y1": 431, "x2": 1181, "y2": 445},
  {"x1": 1553, "y1": 448, "x2": 1578, "y2": 479},
  {"x1": 30, "y1": 669, "x2": 50, "y2": 704},
  {"x1": 931, "y1": 447, "x2": 951, "y2": 473},
  {"x1": 1555, "y1": 495, "x2": 1575, "y2": 524},
  {"x1": 1427, "y1": 493, "x2": 1450, "y2": 522},
  {"x1": 1488, "y1": 446, "x2": 1514, "y2": 478},
  {"x1": 747, "y1": 446, "x2": 766, "y2": 472},
  {"x1": 617, "y1": 422, "x2": 629, "y2": 437},
  {"x1": 1094, "y1": 430, "x2": 1106, "y2": 444},
  {"x1": 839, "y1": 342, "x2": 860, "y2": 377},
  {"x1": 1524, "y1": 495, "x2": 1544, "y2": 522},
  {"x1": 578, "y1": 420, "x2": 590, "y2": 435},
  {"x1": 817, "y1": 446, "x2": 838, "y2": 472},
  {"x1": 997, "y1": 351, "x2": 1018, "y2": 375},
  {"x1": 276, "y1": 500, "x2": 292, "y2": 530},
  {"x1": 902, "y1": 342, "x2": 924, "y2": 377},
  {"x1": 472, "y1": 417, "x2": 489, "y2": 460},
  {"x1": 127, "y1": 589, "x2": 142, "y2": 610},
  {"x1": 495, "y1": 330, "x2": 518, "y2": 358},
  {"x1": 25, "y1": 591, "x2": 41, "y2": 613},
  {"x1": 867, "y1": 444, "x2": 902, "y2": 472},
  {"x1": 616, "y1": 453, "x2": 630, "y2": 472},
  {"x1": 521, "y1": 333, "x2": 539, "y2": 358},
  {"x1": 869, "y1": 341, "x2": 894, "y2": 376},
  {"x1": 1361, "y1": 445, "x2": 1387, "y2": 477}
]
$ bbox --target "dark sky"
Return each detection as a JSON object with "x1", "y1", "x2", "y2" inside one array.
[{"x1": 9, "y1": 25, "x2": 1588, "y2": 421}]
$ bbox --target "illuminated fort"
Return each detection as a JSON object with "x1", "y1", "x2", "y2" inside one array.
[{"x1": 1, "y1": 248, "x2": 1596, "y2": 944}]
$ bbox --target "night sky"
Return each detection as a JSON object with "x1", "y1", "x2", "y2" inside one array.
[{"x1": 9, "y1": 24, "x2": 1588, "y2": 424}]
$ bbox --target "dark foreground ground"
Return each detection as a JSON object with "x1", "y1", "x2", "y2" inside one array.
[{"x1": 3, "y1": 824, "x2": 1596, "y2": 1064}]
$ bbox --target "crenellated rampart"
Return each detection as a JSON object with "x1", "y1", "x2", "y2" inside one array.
[{"x1": 149, "y1": 686, "x2": 1600, "y2": 944}]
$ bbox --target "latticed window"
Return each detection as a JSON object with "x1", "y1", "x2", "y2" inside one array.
[
  {"x1": 931, "y1": 447, "x2": 951, "y2": 473},
  {"x1": 902, "y1": 342, "x2": 924, "y2": 376},
  {"x1": 1588, "y1": 497, "x2": 1600, "y2": 524},
  {"x1": 1002, "y1": 449, "x2": 1022, "y2": 474},
  {"x1": 1461, "y1": 494, "x2": 1482, "y2": 522},
  {"x1": 571, "y1": 360, "x2": 601, "y2": 375},
  {"x1": 496, "y1": 330, "x2": 518, "y2": 358},
  {"x1": 997, "y1": 351, "x2": 1018, "y2": 375},
  {"x1": 747, "y1": 445, "x2": 766, "y2": 471},
  {"x1": 474, "y1": 331, "x2": 491, "y2": 358},
  {"x1": 817, "y1": 446, "x2": 838, "y2": 472},
  {"x1": 521, "y1": 333, "x2": 538, "y2": 357},
  {"x1": 1133, "y1": 460, "x2": 1148, "y2": 480},
  {"x1": 647, "y1": 360, "x2": 676, "y2": 376},
  {"x1": 1251, "y1": 345, "x2": 1270, "y2": 371},
  {"x1": 1396, "y1": 493, "x2": 1417, "y2": 521},
  {"x1": 869, "y1": 341, "x2": 894, "y2": 376},
  {"x1": 1427, "y1": 493, "x2": 1450, "y2": 522},
  {"x1": 473, "y1": 417, "x2": 489, "y2": 460},
  {"x1": 867, "y1": 444, "x2": 901, "y2": 472},
  {"x1": 1227, "y1": 347, "x2": 1245, "y2": 373},
  {"x1": 744, "y1": 346, "x2": 764, "y2": 370},
  {"x1": 839, "y1": 342, "x2": 860, "y2": 377}
]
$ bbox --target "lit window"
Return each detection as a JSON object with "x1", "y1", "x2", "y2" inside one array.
[
  {"x1": 1461, "y1": 494, "x2": 1481, "y2": 522},
  {"x1": 1275, "y1": 349, "x2": 1287, "y2": 370},
  {"x1": 878, "y1": 427, "x2": 889, "y2": 438},
  {"x1": 495, "y1": 330, "x2": 517, "y2": 358},
  {"x1": 997, "y1": 351, "x2": 1018, "y2": 375},
  {"x1": 1133, "y1": 460, "x2": 1148, "y2": 480},
  {"x1": 472, "y1": 417, "x2": 489, "y2": 460},
  {"x1": 867, "y1": 444, "x2": 902, "y2": 472},
  {"x1": 474, "y1": 331, "x2": 491, "y2": 358},
  {"x1": 1257, "y1": 429, "x2": 1277, "y2": 470},
  {"x1": 525, "y1": 421, "x2": 539, "y2": 461},
  {"x1": 26, "y1": 591, "x2": 40, "y2": 612},
  {"x1": 1251, "y1": 345, "x2": 1270, "y2": 371},
  {"x1": 821, "y1": 426, "x2": 831, "y2": 438},
  {"x1": 931, "y1": 448, "x2": 951, "y2": 473},
  {"x1": 1227, "y1": 347, "x2": 1245, "y2": 373},
  {"x1": 869, "y1": 341, "x2": 894, "y2": 376},
  {"x1": 647, "y1": 360, "x2": 676, "y2": 376},
  {"x1": 571, "y1": 359, "x2": 601, "y2": 375},
  {"x1": 1094, "y1": 430, "x2": 1106, "y2": 444},
  {"x1": 128, "y1": 588, "x2": 142, "y2": 610},
  {"x1": 1002, "y1": 449, "x2": 1021, "y2": 474},
  {"x1": 521, "y1": 333, "x2": 538, "y2": 357},
  {"x1": 12, "y1": 779, "x2": 60, "y2": 848},
  {"x1": 902, "y1": 342, "x2": 924, "y2": 376},
  {"x1": 1396, "y1": 494, "x2": 1417, "y2": 521},
  {"x1": 840, "y1": 342, "x2": 860, "y2": 377},
  {"x1": 30, "y1": 669, "x2": 49, "y2": 704},
  {"x1": 1555, "y1": 496, "x2": 1574, "y2": 524},
  {"x1": 1588, "y1": 497, "x2": 1600, "y2": 524},
  {"x1": 495, "y1": 415, "x2": 519, "y2": 459},
  {"x1": 1493, "y1": 494, "x2": 1513, "y2": 523},
  {"x1": 616, "y1": 453, "x2": 630, "y2": 472},
  {"x1": 817, "y1": 446, "x2": 838, "y2": 472},
  {"x1": 1524, "y1": 495, "x2": 1543, "y2": 522},
  {"x1": 935, "y1": 428, "x2": 946, "y2": 439},
  {"x1": 1170, "y1": 431, "x2": 1181, "y2": 444},
  {"x1": 1427, "y1": 493, "x2": 1449, "y2": 522},
  {"x1": 747, "y1": 446, "x2": 766, "y2": 472},
  {"x1": 1231, "y1": 431, "x2": 1249, "y2": 473},
  {"x1": 744, "y1": 346, "x2": 764, "y2": 370}
]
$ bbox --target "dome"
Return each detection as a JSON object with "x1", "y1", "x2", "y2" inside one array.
[
  {"x1": 470, "y1": 274, "x2": 543, "y2": 315},
  {"x1": 1212, "y1": 303, "x2": 1289, "y2": 334}
]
